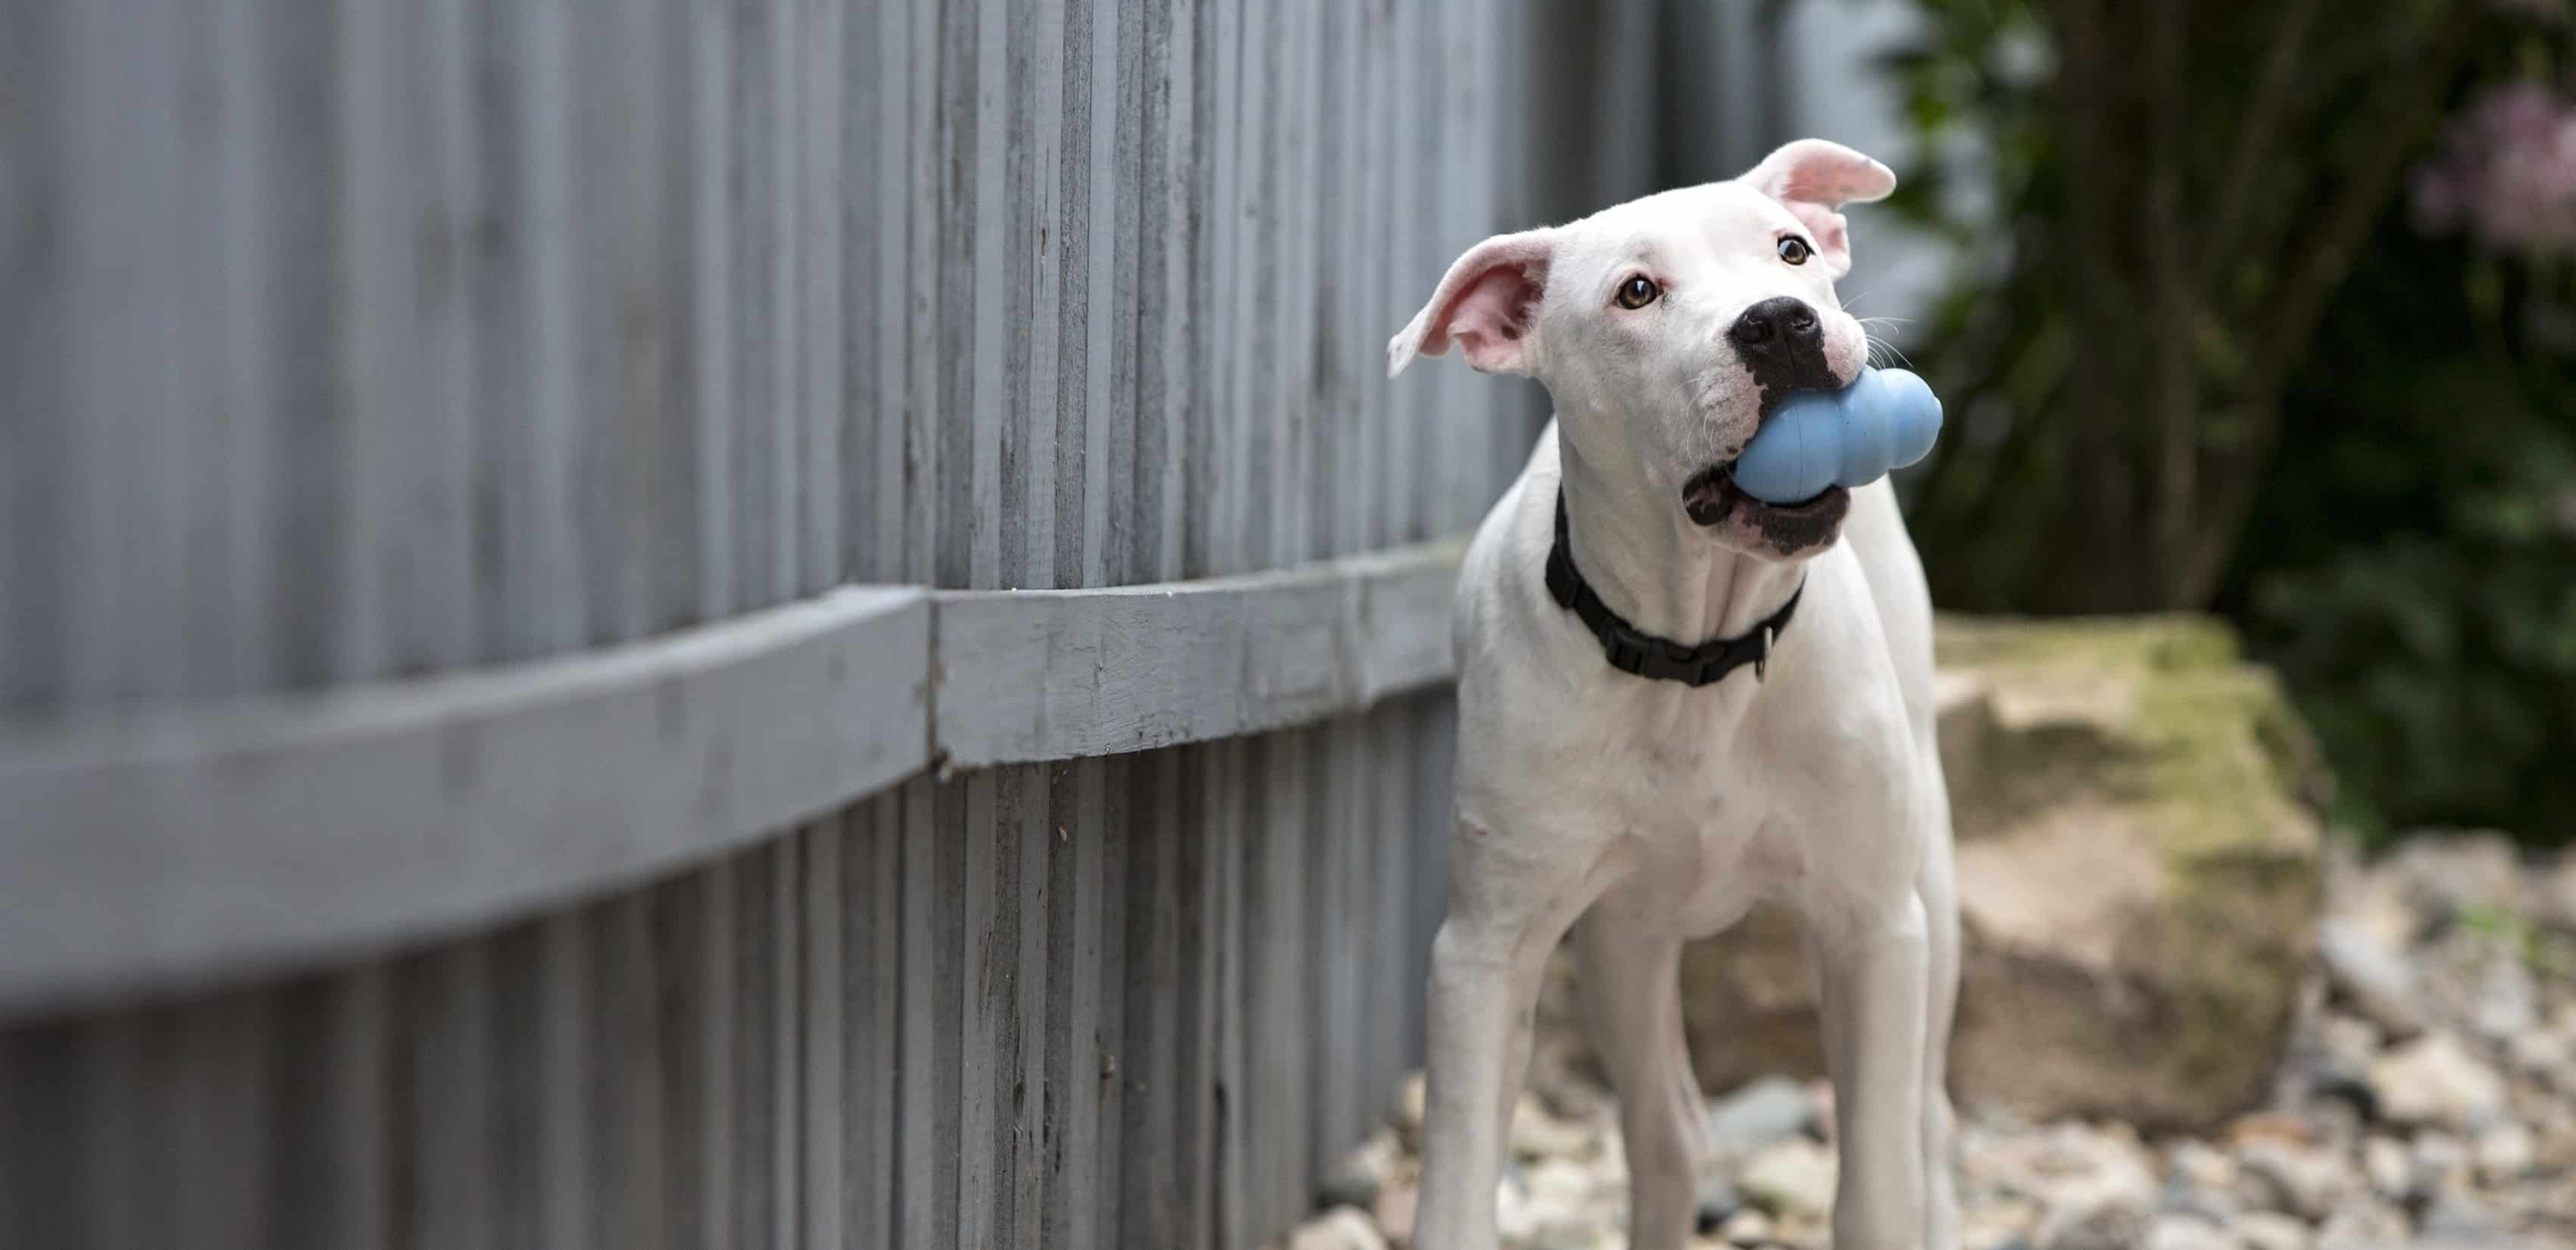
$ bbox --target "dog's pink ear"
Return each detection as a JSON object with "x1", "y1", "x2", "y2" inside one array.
[
  {"x1": 1740, "y1": 139, "x2": 1896, "y2": 280},
  {"x1": 1387, "y1": 229, "x2": 1555, "y2": 378}
]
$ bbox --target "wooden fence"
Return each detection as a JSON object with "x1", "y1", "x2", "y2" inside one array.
[
  {"x1": 0, "y1": 0, "x2": 1803, "y2": 1243},
  {"x1": 0, "y1": 0, "x2": 1576, "y2": 1247}
]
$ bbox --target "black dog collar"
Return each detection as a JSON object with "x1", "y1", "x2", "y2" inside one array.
[{"x1": 1544, "y1": 489, "x2": 1803, "y2": 686}]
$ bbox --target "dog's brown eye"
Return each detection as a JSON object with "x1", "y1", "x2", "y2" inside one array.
[
  {"x1": 1615, "y1": 275, "x2": 1660, "y2": 309},
  {"x1": 1776, "y1": 236, "x2": 1812, "y2": 265}
]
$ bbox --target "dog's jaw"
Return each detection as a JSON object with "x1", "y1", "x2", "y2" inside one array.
[{"x1": 1682, "y1": 468, "x2": 1854, "y2": 558}]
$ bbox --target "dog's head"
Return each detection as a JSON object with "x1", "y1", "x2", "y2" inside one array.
[{"x1": 1388, "y1": 139, "x2": 1893, "y2": 560}]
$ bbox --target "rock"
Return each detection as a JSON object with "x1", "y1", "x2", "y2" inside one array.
[
  {"x1": 1370, "y1": 1174, "x2": 1417, "y2": 1244},
  {"x1": 2234, "y1": 1211, "x2": 2311, "y2": 1250},
  {"x1": 1396, "y1": 1073, "x2": 1427, "y2": 1141},
  {"x1": 2367, "y1": 1033, "x2": 2505, "y2": 1130},
  {"x1": 1962, "y1": 1196, "x2": 2046, "y2": 1250},
  {"x1": 1696, "y1": 1175, "x2": 1743, "y2": 1232},
  {"x1": 2382, "y1": 832, "x2": 2524, "y2": 924},
  {"x1": 2144, "y1": 1214, "x2": 2237, "y2": 1250},
  {"x1": 2470, "y1": 955, "x2": 2540, "y2": 1042},
  {"x1": 1738, "y1": 1138, "x2": 1838, "y2": 1220},
  {"x1": 1493, "y1": 1156, "x2": 1608, "y2": 1248},
  {"x1": 2234, "y1": 1140, "x2": 2352, "y2": 1220},
  {"x1": 2474, "y1": 1120, "x2": 2535, "y2": 1183},
  {"x1": 2535, "y1": 847, "x2": 2576, "y2": 932},
  {"x1": 2409, "y1": 1130, "x2": 2471, "y2": 1195},
  {"x1": 2034, "y1": 1176, "x2": 2156, "y2": 1250},
  {"x1": 1507, "y1": 1089, "x2": 1596, "y2": 1160},
  {"x1": 2312, "y1": 1198, "x2": 2411, "y2": 1250},
  {"x1": 2166, "y1": 1139, "x2": 2239, "y2": 1195},
  {"x1": 2317, "y1": 920, "x2": 2427, "y2": 1037},
  {"x1": 1317, "y1": 1130, "x2": 1399, "y2": 1211},
  {"x1": 2417, "y1": 1190, "x2": 2506, "y2": 1241},
  {"x1": 1286, "y1": 1207, "x2": 1390, "y2": 1250},
  {"x1": 1717, "y1": 1208, "x2": 1774, "y2": 1246},
  {"x1": 1705, "y1": 1076, "x2": 1818, "y2": 1158},
  {"x1": 2359, "y1": 1135, "x2": 2413, "y2": 1202},
  {"x1": 1682, "y1": 617, "x2": 2326, "y2": 1133},
  {"x1": 2502, "y1": 1017, "x2": 2574, "y2": 1084}
]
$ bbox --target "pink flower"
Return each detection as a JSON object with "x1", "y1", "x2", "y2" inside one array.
[{"x1": 2409, "y1": 83, "x2": 2576, "y2": 257}]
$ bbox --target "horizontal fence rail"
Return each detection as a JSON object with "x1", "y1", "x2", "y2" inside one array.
[{"x1": 0, "y1": 539, "x2": 1465, "y2": 1018}]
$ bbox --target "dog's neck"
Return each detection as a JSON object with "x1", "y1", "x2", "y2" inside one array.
[{"x1": 1556, "y1": 437, "x2": 1808, "y2": 648}]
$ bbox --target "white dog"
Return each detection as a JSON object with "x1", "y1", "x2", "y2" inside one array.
[{"x1": 1386, "y1": 139, "x2": 1959, "y2": 1250}]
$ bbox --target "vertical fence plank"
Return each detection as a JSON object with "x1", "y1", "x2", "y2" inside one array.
[
  {"x1": 957, "y1": 772, "x2": 1002, "y2": 1250},
  {"x1": 1010, "y1": 767, "x2": 1055, "y2": 1248},
  {"x1": 843, "y1": 797, "x2": 900, "y2": 1250},
  {"x1": 0, "y1": 0, "x2": 61, "y2": 709},
  {"x1": 61, "y1": 0, "x2": 190, "y2": 702},
  {"x1": 592, "y1": 892, "x2": 668, "y2": 1250},
  {"x1": 729, "y1": 842, "x2": 779, "y2": 1250},
  {"x1": 799, "y1": 821, "x2": 843, "y2": 1250},
  {"x1": 405, "y1": 942, "x2": 498, "y2": 1250}
]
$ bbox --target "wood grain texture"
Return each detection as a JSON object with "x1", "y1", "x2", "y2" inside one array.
[
  {"x1": 0, "y1": 586, "x2": 931, "y2": 1016},
  {"x1": 934, "y1": 539, "x2": 1467, "y2": 767},
  {"x1": 0, "y1": 0, "x2": 1543, "y2": 1245}
]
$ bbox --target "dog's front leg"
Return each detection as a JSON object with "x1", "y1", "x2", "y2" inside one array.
[
  {"x1": 1412, "y1": 817, "x2": 1589, "y2": 1250},
  {"x1": 1810, "y1": 895, "x2": 1930, "y2": 1250}
]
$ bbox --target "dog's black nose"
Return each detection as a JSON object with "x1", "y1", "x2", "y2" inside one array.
[
  {"x1": 1728, "y1": 296, "x2": 1821, "y2": 350},
  {"x1": 1727, "y1": 296, "x2": 1835, "y2": 416}
]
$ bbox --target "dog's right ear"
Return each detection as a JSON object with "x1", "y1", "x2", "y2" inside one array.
[{"x1": 1386, "y1": 229, "x2": 1556, "y2": 379}]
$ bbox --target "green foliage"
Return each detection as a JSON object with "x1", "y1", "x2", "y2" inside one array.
[
  {"x1": 2224, "y1": 227, "x2": 2576, "y2": 843},
  {"x1": 1882, "y1": 0, "x2": 2576, "y2": 841}
]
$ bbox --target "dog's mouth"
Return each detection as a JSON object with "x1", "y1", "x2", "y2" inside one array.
[{"x1": 1681, "y1": 467, "x2": 1852, "y2": 555}]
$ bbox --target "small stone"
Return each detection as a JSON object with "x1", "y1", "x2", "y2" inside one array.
[
  {"x1": 2033, "y1": 1176, "x2": 2154, "y2": 1250},
  {"x1": 1285, "y1": 1206, "x2": 1390, "y2": 1250},
  {"x1": 1738, "y1": 1138, "x2": 1837, "y2": 1220},
  {"x1": 2503, "y1": 1021, "x2": 2574, "y2": 1083},
  {"x1": 2360, "y1": 1135, "x2": 2413, "y2": 1201},
  {"x1": 2167, "y1": 1139, "x2": 2239, "y2": 1194},
  {"x1": 1508, "y1": 1089, "x2": 1596, "y2": 1160},
  {"x1": 2384, "y1": 832, "x2": 2523, "y2": 923},
  {"x1": 2313, "y1": 1198, "x2": 2410, "y2": 1250},
  {"x1": 2474, "y1": 1120, "x2": 2535, "y2": 1183},
  {"x1": 1316, "y1": 1131, "x2": 1399, "y2": 1211},
  {"x1": 2318, "y1": 920, "x2": 2428, "y2": 1036},
  {"x1": 2471, "y1": 956, "x2": 2540, "y2": 1042},
  {"x1": 2159, "y1": 1174, "x2": 2237, "y2": 1227},
  {"x1": 1717, "y1": 1208, "x2": 1773, "y2": 1246},
  {"x1": 2536, "y1": 848, "x2": 2576, "y2": 930},
  {"x1": 1396, "y1": 1073, "x2": 1427, "y2": 1137},
  {"x1": 2409, "y1": 1130, "x2": 2471, "y2": 1195},
  {"x1": 1696, "y1": 1176, "x2": 1743, "y2": 1233},
  {"x1": 1314, "y1": 1167, "x2": 1380, "y2": 1213},
  {"x1": 2418, "y1": 1190, "x2": 2506, "y2": 1240},
  {"x1": 2234, "y1": 1211, "x2": 2310, "y2": 1250},
  {"x1": 2143, "y1": 1214, "x2": 2234, "y2": 1250},
  {"x1": 1371, "y1": 1175, "x2": 1417, "y2": 1244},
  {"x1": 1960, "y1": 1195, "x2": 2046, "y2": 1250},
  {"x1": 1773, "y1": 1211, "x2": 1833, "y2": 1250},
  {"x1": 2368, "y1": 1033, "x2": 2506, "y2": 1130},
  {"x1": 1705, "y1": 1076, "x2": 1818, "y2": 1158},
  {"x1": 2236, "y1": 1139, "x2": 2352, "y2": 1220}
]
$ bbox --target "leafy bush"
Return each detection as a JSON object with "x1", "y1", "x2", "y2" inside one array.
[{"x1": 1881, "y1": 0, "x2": 2576, "y2": 841}]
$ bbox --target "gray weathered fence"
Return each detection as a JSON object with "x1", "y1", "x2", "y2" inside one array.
[{"x1": 0, "y1": 0, "x2": 1566, "y2": 1245}]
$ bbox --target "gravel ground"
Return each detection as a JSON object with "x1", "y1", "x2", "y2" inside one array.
[{"x1": 1274, "y1": 834, "x2": 2576, "y2": 1250}]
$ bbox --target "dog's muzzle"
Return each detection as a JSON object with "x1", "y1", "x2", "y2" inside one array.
[{"x1": 1727, "y1": 296, "x2": 1840, "y2": 415}]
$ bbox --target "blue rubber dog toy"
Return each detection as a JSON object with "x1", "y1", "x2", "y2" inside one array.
[{"x1": 1729, "y1": 367, "x2": 1943, "y2": 505}]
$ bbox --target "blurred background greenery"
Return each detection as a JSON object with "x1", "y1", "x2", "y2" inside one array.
[{"x1": 1871, "y1": 0, "x2": 2576, "y2": 844}]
